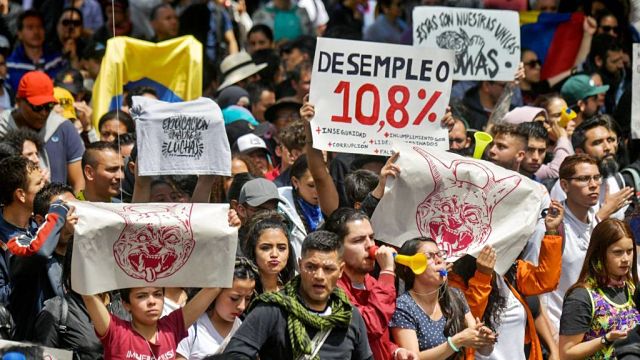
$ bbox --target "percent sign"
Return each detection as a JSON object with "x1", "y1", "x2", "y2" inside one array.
[{"x1": 331, "y1": 81, "x2": 442, "y2": 132}]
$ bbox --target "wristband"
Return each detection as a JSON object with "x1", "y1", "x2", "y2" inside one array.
[
  {"x1": 392, "y1": 348, "x2": 400, "y2": 359},
  {"x1": 545, "y1": 230, "x2": 559, "y2": 235},
  {"x1": 447, "y1": 336, "x2": 460, "y2": 352},
  {"x1": 380, "y1": 270, "x2": 396, "y2": 277}
]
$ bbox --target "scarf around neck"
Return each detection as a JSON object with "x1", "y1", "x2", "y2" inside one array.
[{"x1": 250, "y1": 275, "x2": 352, "y2": 359}]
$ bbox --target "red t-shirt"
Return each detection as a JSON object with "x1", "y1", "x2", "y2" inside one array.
[{"x1": 99, "y1": 308, "x2": 188, "y2": 359}]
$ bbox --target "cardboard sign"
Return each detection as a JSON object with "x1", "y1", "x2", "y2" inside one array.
[
  {"x1": 633, "y1": 43, "x2": 640, "y2": 140},
  {"x1": 413, "y1": 7, "x2": 520, "y2": 81},
  {"x1": 71, "y1": 202, "x2": 237, "y2": 294},
  {"x1": 309, "y1": 37, "x2": 453, "y2": 156},
  {"x1": 370, "y1": 144, "x2": 543, "y2": 275},
  {"x1": 131, "y1": 96, "x2": 231, "y2": 176}
]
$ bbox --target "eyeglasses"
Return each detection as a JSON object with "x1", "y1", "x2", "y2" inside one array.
[
  {"x1": 524, "y1": 59, "x2": 541, "y2": 68},
  {"x1": 424, "y1": 250, "x2": 448, "y2": 260},
  {"x1": 29, "y1": 102, "x2": 55, "y2": 113},
  {"x1": 600, "y1": 25, "x2": 620, "y2": 34},
  {"x1": 61, "y1": 19, "x2": 82, "y2": 28},
  {"x1": 566, "y1": 174, "x2": 603, "y2": 185}
]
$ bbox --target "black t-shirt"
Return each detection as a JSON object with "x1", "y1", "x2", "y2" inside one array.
[
  {"x1": 224, "y1": 302, "x2": 373, "y2": 359},
  {"x1": 560, "y1": 287, "x2": 629, "y2": 335}
]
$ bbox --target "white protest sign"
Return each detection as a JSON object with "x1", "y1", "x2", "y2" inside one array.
[
  {"x1": 71, "y1": 202, "x2": 237, "y2": 295},
  {"x1": 370, "y1": 144, "x2": 543, "y2": 275},
  {"x1": 632, "y1": 43, "x2": 640, "y2": 139},
  {"x1": 131, "y1": 96, "x2": 231, "y2": 176},
  {"x1": 413, "y1": 7, "x2": 520, "y2": 81},
  {"x1": 309, "y1": 37, "x2": 453, "y2": 156}
]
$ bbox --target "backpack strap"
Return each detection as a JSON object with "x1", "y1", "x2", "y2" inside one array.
[
  {"x1": 58, "y1": 296, "x2": 68, "y2": 334},
  {"x1": 621, "y1": 167, "x2": 640, "y2": 193}
]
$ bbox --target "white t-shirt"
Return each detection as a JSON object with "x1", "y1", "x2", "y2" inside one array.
[
  {"x1": 162, "y1": 297, "x2": 182, "y2": 318},
  {"x1": 177, "y1": 313, "x2": 242, "y2": 359},
  {"x1": 476, "y1": 276, "x2": 527, "y2": 360},
  {"x1": 550, "y1": 175, "x2": 627, "y2": 220},
  {"x1": 297, "y1": 0, "x2": 329, "y2": 26},
  {"x1": 541, "y1": 204, "x2": 597, "y2": 330}
]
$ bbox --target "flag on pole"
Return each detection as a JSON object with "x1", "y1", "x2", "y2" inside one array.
[{"x1": 91, "y1": 35, "x2": 203, "y2": 130}]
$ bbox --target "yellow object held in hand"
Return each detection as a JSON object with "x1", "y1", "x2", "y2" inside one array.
[
  {"x1": 473, "y1": 131, "x2": 493, "y2": 160},
  {"x1": 394, "y1": 253, "x2": 428, "y2": 275},
  {"x1": 559, "y1": 107, "x2": 576, "y2": 128}
]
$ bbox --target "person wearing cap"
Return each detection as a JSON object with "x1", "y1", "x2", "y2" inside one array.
[
  {"x1": 252, "y1": 0, "x2": 313, "y2": 43},
  {"x1": 560, "y1": 74, "x2": 608, "y2": 129},
  {"x1": 7, "y1": 10, "x2": 66, "y2": 91},
  {"x1": 264, "y1": 96, "x2": 302, "y2": 132},
  {"x1": 236, "y1": 178, "x2": 283, "y2": 241},
  {"x1": 234, "y1": 133, "x2": 278, "y2": 179},
  {"x1": 217, "y1": 51, "x2": 267, "y2": 91},
  {"x1": 179, "y1": 0, "x2": 239, "y2": 65},
  {"x1": 54, "y1": 68, "x2": 87, "y2": 102},
  {"x1": 0, "y1": 71, "x2": 85, "y2": 193}
]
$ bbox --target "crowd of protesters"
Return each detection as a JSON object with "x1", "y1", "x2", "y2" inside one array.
[{"x1": 0, "y1": 0, "x2": 639, "y2": 359}]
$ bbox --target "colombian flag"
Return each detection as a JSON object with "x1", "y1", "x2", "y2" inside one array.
[
  {"x1": 520, "y1": 11, "x2": 585, "y2": 80},
  {"x1": 92, "y1": 36, "x2": 203, "y2": 129}
]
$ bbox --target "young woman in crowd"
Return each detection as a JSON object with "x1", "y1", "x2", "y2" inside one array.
[
  {"x1": 559, "y1": 219, "x2": 640, "y2": 359},
  {"x1": 277, "y1": 154, "x2": 322, "y2": 260},
  {"x1": 176, "y1": 257, "x2": 258, "y2": 359},
  {"x1": 97, "y1": 110, "x2": 135, "y2": 143},
  {"x1": 242, "y1": 218, "x2": 296, "y2": 294},
  {"x1": 390, "y1": 237, "x2": 497, "y2": 359},
  {"x1": 450, "y1": 200, "x2": 564, "y2": 360}
]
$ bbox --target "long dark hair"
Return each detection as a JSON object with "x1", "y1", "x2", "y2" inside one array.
[
  {"x1": 568, "y1": 219, "x2": 639, "y2": 295},
  {"x1": 207, "y1": 257, "x2": 259, "y2": 312},
  {"x1": 243, "y1": 218, "x2": 296, "y2": 294},
  {"x1": 452, "y1": 255, "x2": 507, "y2": 332},
  {"x1": 397, "y1": 238, "x2": 467, "y2": 340}
]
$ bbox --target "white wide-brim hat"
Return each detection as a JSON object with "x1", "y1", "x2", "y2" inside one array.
[{"x1": 217, "y1": 51, "x2": 267, "y2": 91}]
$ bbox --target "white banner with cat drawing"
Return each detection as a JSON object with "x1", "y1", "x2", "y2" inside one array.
[
  {"x1": 71, "y1": 202, "x2": 237, "y2": 295},
  {"x1": 413, "y1": 6, "x2": 520, "y2": 81},
  {"x1": 131, "y1": 96, "x2": 231, "y2": 176},
  {"x1": 370, "y1": 144, "x2": 544, "y2": 274}
]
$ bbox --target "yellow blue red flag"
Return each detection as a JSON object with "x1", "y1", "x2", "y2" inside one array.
[{"x1": 91, "y1": 35, "x2": 203, "y2": 129}]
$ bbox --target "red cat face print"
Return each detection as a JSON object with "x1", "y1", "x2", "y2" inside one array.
[{"x1": 112, "y1": 204, "x2": 195, "y2": 282}]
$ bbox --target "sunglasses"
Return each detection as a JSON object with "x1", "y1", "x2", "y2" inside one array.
[
  {"x1": 29, "y1": 102, "x2": 55, "y2": 112},
  {"x1": 600, "y1": 25, "x2": 619, "y2": 34},
  {"x1": 61, "y1": 19, "x2": 82, "y2": 27},
  {"x1": 524, "y1": 59, "x2": 541, "y2": 68}
]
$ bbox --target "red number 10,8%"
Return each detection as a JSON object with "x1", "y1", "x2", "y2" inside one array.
[{"x1": 330, "y1": 81, "x2": 442, "y2": 132}]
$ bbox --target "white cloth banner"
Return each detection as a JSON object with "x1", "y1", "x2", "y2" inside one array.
[
  {"x1": 632, "y1": 43, "x2": 640, "y2": 139},
  {"x1": 309, "y1": 37, "x2": 453, "y2": 156},
  {"x1": 71, "y1": 202, "x2": 237, "y2": 295},
  {"x1": 413, "y1": 7, "x2": 520, "y2": 81},
  {"x1": 131, "y1": 96, "x2": 231, "y2": 176},
  {"x1": 371, "y1": 144, "x2": 543, "y2": 274}
]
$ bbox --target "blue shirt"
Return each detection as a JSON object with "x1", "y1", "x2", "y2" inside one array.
[
  {"x1": 0, "y1": 210, "x2": 38, "y2": 304},
  {"x1": 43, "y1": 118, "x2": 85, "y2": 184},
  {"x1": 6, "y1": 44, "x2": 66, "y2": 91},
  {"x1": 206, "y1": 2, "x2": 233, "y2": 62},
  {"x1": 390, "y1": 290, "x2": 469, "y2": 351}
]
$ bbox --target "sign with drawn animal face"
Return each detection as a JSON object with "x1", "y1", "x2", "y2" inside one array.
[
  {"x1": 413, "y1": 7, "x2": 520, "y2": 81},
  {"x1": 370, "y1": 145, "x2": 543, "y2": 275},
  {"x1": 131, "y1": 96, "x2": 232, "y2": 176},
  {"x1": 71, "y1": 202, "x2": 237, "y2": 295},
  {"x1": 113, "y1": 204, "x2": 195, "y2": 282}
]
